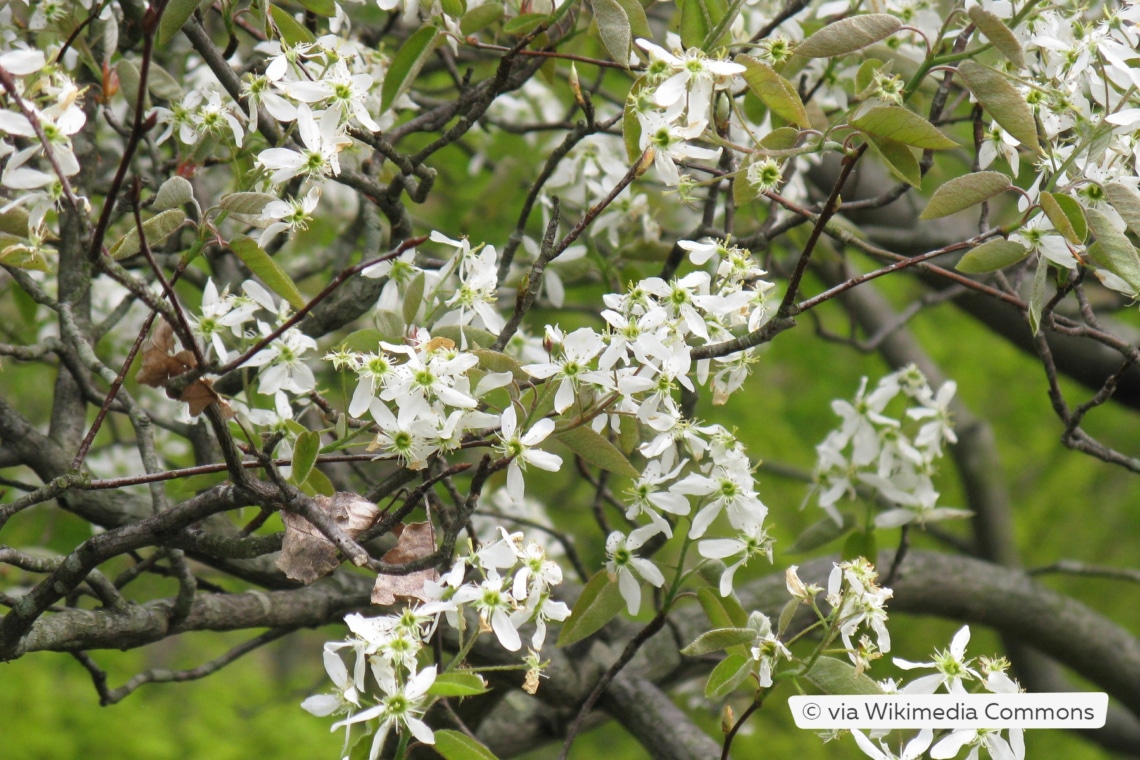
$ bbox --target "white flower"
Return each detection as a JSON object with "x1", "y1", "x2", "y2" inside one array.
[
  {"x1": 330, "y1": 665, "x2": 437, "y2": 760},
  {"x1": 895, "y1": 625, "x2": 980, "y2": 694},
  {"x1": 497, "y1": 406, "x2": 563, "y2": 502},
  {"x1": 257, "y1": 103, "x2": 352, "y2": 184},
  {"x1": 853, "y1": 728, "x2": 933, "y2": 760},
  {"x1": 522, "y1": 326, "x2": 608, "y2": 414},
  {"x1": 747, "y1": 611, "x2": 791, "y2": 687},
  {"x1": 605, "y1": 527, "x2": 666, "y2": 615},
  {"x1": 259, "y1": 186, "x2": 321, "y2": 247},
  {"x1": 638, "y1": 111, "x2": 721, "y2": 186},
  {"x1": 698, "y1": 520, "x2": 774, "y2": 597},
  {"x1": 453, "y1": 572, "x2": 523, "y2": 651}
]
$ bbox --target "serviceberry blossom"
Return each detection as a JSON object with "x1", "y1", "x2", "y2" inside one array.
[
  {"x1": 605, "y1": 527, "x2": 666, "y2": 615},
  {"x1": 257, "y1": 103, "x2": 352, "y2": 184},
  {"x1": 895, "y1": 625, "x2": 980, "y2": 694},
  {"x1": 497, "y1": 406, "x2": 563, "y2": 503}
]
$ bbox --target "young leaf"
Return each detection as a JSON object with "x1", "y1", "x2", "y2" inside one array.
[
  {"x1": 502, "y1": 12, "x2": 549, "y2": 35},
  {"x1": 1027, "y1": 254, "x2": 1048, "y2": 336},
  {"x1": 157, "y1": 0, "x2": 199, "y2": 47},
  {"x1": 955, "y1": 239, "x2": 1029, "y2": 273},
  {"x1": 557, "y1": 570, "x2": 625, "y2": 647},
  {"x1": 554, "y1": 425, "x2": 640, "y2": 478},
  {"x1": 679, "y1": 0, "x2": 728, "y2": 51},
  {"x1": 109, "y1": 209, "x2": 187, "y2": 259},
  {"x1": 956, "y1": 61, "x2": 1040, "y2": 154},
  {"x1": 460, "y1": 3, "x2": 504, "y2": 35},
  {"x1": 1105, "y1": 182, "x2": 1140, "y2": 237},
  {"x1": 738, "y1": 56, "x2": 810, "y2": 129},
  {"x1": 472, "y1": 348, "x2": 528, "y2": 379},
  {"x1": 852, "y1": 106, "x2": 958, "y2": 150},
  {"x1": 614, "y1": 0, "x2": 651, "y2": 40},
  {"x1": 434, "y1": 730, "x2": 501, "y2": 760},
  {"x1": 865, "y1": 134, "x2": 921, "y2": 188},
  {"x1": 219, "y1": 192, "x2": 279, "y2": 217},
  {"x1": 803, "y1": 656, "x2": 884, "y2": 695},
  {"x1": 592, "y1": 0, "x2": 632, "y2": 66},
  {"x1": 919, "y1": 171, "x2": 1012, "y2": 219},
  {"x1": 426, "y1": 672, "x2": 489, "y2": 697},
  {"x1": 706, "y1": 654, "x2": 753, "y2": 700},
  {"x1": 229, "y1": 236, "x2": 306, "y2": 310},
  {"x1": 269, "y1": 5, "x2": 316, "y2": 46},
  {"x1": 381, "y1": 24, "x2": 439, "y2": 114},
  {"x1": 681, "y1": 627, "x2": 756, "y2": 656},
  {"x1": 795, "y1": 14, "x2": 901, "y2": 58},
  {"x1": 402, "y1": 271, "x2": 425, "y2": 325},
  {"x1": 967, "y1": 6, "x2": 1025, "y2": 69},
  {"x1": 305, "y1": 467, "x2": 336, "y2": 497},
  {"x1": 291, "y1": 430, "x2": 321, "y2": 485},
  {"x1": 153, "y1": 176, "x2": 194, "y2": 211},
  {"x1": 440, "y1": 0, "x2": 466, "y2": 17},
  {"x1": 1086, "y1": 207, "x2": 1140, "y2": 294},
  {"x1": 1039, "y1": 192, "x2": 1084, "y2": 244}
]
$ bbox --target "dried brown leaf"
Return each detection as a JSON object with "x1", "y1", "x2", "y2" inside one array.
[
  {"x1": 136, "y1": 321, "x2": 232, "y2": 418},
  {"x1": 372, "y1": 521, "x2": 439, "y2": 605},
  {"x1": 276, "y1": 493, "x2": 381, "y2": 584}
]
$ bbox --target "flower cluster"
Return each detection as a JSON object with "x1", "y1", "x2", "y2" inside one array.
[
  {"x1": 303, "y1": 529, "x2": 567, "y2": 759},
  {"x1": 853, "y1": 625, "x2": 1025, "y2": 760},
  {"x1": 813, "y1": 366, "x2": 965, "y2": 529}
]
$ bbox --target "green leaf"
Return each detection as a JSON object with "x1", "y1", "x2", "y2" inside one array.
[
  {"x1": 440, "y1": 0, "x2": 466, "y2": 17},
  {"x1": 402, "y1": 271, "x2": 425, "y2": 325},
  {"x1": 593, "y1": 0, "x2": 632, "y2": 66},
  {"x1": 1039, "y1": 192, "x2": 1084, "y2": 244},
  {"x1": 147, "y1": 63, "x2": 183, "y2": 101},
  {"x1": 269, "y1": 5, "x2": 316, "y2": 46},
  {"x1": 502, "y1": 12, "x2": 549, "y2": 35},
  {"x1": 339, "y1": 328, "x2": 385, "y2": 354},
  {"x1": 795, "y1": 14, "x2": 901, "y2": 58},
  {"x1": 855, "y1": 59, "x2": 885, "y2": 97},
  {"x1": 802, "y1": 656, "x2": 884, "y2": 695},
  {"x1": 1027, "y1": 254, "x2": 1048, "y2": 336},
  {"x1": 1086, "y1": 207, "x2": 1140, "y2": 294},
  {"x1": 967, "y1": 6, "x2": 1025, "y2": 69},
  {"x1": 956, "y1": 61, "x2": 1040, "y2": 154},
  {"x1": 919, "y1": 171, "x2": 1012, "y2": 220},
  {"x1": 618, "y1": 414, "x2": 640, "y2": 456},
  {"x1": 706, "y1": 654, "x2": 753, "y2": 700},
  {"x1": 218, "y1": 192, "x2": 279, "y2": 217},
  {"x1": 697, "y1": 586, "x2": 749, "y2": 630},
  {"x1": 734, "y1": 157, "x2": 760, "y2": 207},
  {"x1": 852, "y1": 106, "x2": 958, "y2": 150},
  {"x1": 432, "y1": 324, "x2": 497, "y2": 348},
  {"x1": 304, "y1": 467, "x2": 335, "y2": 497},
  {"x1": 0, "y1": 205, "x2": 29, "y2": 237},
  {"x1": 614, "y1": 0, "x2": 651, "y2": 40},
  {"x1": 739, "y1": 56, "x2": 810, "y2": 129},
  {"x1": 554, "y1": 425, "x2": 640, "y2": 478},
  {"x1": 460, "y1": 2, "x2": 503, "y2": 34},
  {"x1": 153, "y1": 176, "x2": 194, "y2": 211},
  {"x1": 109, "y1": 209, "x2": 187, "y2": 259},
  {"x1": 679, "y1": 0, "x2": 728, "y2": 51},
  {"x1": 291, "y1": 430, "x2": 321, "y2": 485},
  {"x1": 433, "y1": 730, "x2": 501, "y2": 760},
  {"x1": 760, "y1": 126, "x2": 800, "y2": 151},
  {"x1": 557, "y1": 570, "x2": 625, "y2": 647},
  {"x1": 788, "y1": 512, "x2": 855, "y2": 554},
  {"x1": 955, "y1": 239, "x2": 1030, "y2": 273},
  {"x1": 865, "y1": 134, "x2": 921, "y2": 187},
  {"x1": 382, "y1": 24, "x2": 439, "y2": 114},
  {"x1": 681, "y1": 627, "x2": 756, "y2": 656},
  {"x1": 157, "y1": 0, "x2": 200, "y2": 47},
  {"x1": 472, "y1": 349, "x2": 527, "y2": 379},
  {"x1": 229, "y1": 236, "x2": 306, "y2": 310},
  {"x1": 776, "y1": 597, "x2": 800, "y2": 637},
  {"x1": 426, "y1": 671, "x2": 489, "y2": 697},
  {"x1": 297, "y1": 0, "x2": 337, "y2": 15},
  {"x1": 1105, "y1": 182, "x2": 1140, "y2": 238}
]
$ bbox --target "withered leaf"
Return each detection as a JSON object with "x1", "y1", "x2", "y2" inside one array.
[
  {"x1": 136, "y1": 321, "x2": 232, "y2": 418},
  {"x1": 277, "y1": 493, "x2": 381, "y2": 584},
  {"x1": 372, "y1": 521, "x2": 439, "y2": 605}
]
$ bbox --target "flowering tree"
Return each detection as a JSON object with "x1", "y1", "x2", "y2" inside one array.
[{"x1": 2, "y1": 0, "x2": 1140, "y2": 758}]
